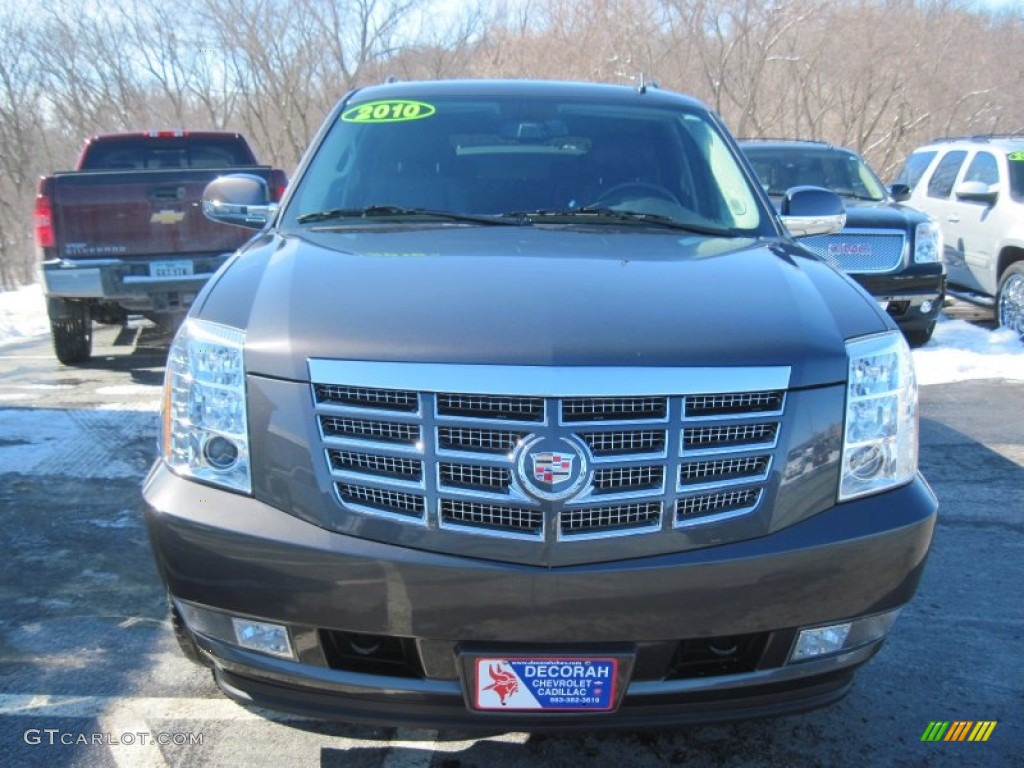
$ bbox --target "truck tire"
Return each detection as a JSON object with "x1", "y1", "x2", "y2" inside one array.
[
  {"x1": 50, "y1": 302, "x2": 92, "y2": 365},
  {"x1": 997, "y1": 262, "x2": 1024, "y2": 338}
]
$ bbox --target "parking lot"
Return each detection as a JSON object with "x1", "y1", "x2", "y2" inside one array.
[{"x1": 0, "y1": 308, "x2": 1021, "y2": 767}]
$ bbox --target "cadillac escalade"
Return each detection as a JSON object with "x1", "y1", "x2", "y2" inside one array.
[{"x1": 142, "y1": 79, "x2": 937, "y2": 728}]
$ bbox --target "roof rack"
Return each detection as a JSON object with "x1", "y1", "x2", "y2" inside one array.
[
  {"x1": 736, "y1": 137, "x2": 830, "y2": 145},
  {"x1": 929, "y1": 133, "x2": 1024, "y2": 143}
]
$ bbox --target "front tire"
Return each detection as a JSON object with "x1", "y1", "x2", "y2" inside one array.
[
  {"x1": 50, "y1": 302, "x2": 92, "y2": 365},
  {"x1": 997, "y1": 263, "x2": 1024, "y2": 338}
]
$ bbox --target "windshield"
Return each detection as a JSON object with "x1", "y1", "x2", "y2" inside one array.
[
  {"x1": 283, "y1": 93, "x2": 765, "y2": 234},
  {"x1": 743, "y1": 146, "x2": 888, "y2": 202}
]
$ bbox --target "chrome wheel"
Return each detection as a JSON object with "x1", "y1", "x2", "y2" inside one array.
[{"x1": 998, "y1": 269, "x2": 1024, "y2": 337}]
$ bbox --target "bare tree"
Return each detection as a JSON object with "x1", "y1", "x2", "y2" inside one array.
[{"x1": 0, "y1": 9, "x2": 55, "y2": 288}]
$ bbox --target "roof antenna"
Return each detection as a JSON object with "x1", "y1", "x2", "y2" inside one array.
[{"x1": 637, "y1": 72, "x2": 647, "y2": 95}]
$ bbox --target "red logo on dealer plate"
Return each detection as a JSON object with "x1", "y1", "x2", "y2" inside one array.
[{"x1": 482, "y1": 663, "x2": 520, "y2": 705}]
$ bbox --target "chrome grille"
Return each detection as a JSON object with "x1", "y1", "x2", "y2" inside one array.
[
  {"x1": 321, "y1": 416, "x2": 420, "y2": 444},
  {"x1": 337, "y1": 483, "x2": 425, "y2": 518},
  {"x1": 562, "y1": 397, "x2": 667, "y2": 422},
  {"x1": 593, "y1": 466, "x2": 664, "y2": 493},
  {"x1": 437, "y1": 393, "x2": 543, "y2": 421},
  {"x1": 686, "y1": 391, "x2": 783, "y2": 417},
  {"x1": 800, "y1": 230, "x2": 906, "y2": 274},
  {"x1": 438, "y1": 427, "x2": 527, "y2": 453},
  {"x1": 676, "y1": 489, "x2": 761, "y2": 523},
  {"x1": 440, "y1": 499, "x2": 543, "y2": 536},
  {"x1": 311, "y1": 365, "x2": 787, "y2": 541},
  {"x1": 439, "y1": 463, "x2": 511, "y2": 492},
  {"x1": 683, "y1": 423, "x2": 778, "y2": 451},
  {"x1": 680, "y1": 456, "x2": 770, "y2": 486},
  {"x1": 580, "y1": 430, "x2": 666, "y2": 456},
  {"x1": 314, "y1": 384, "x2": 419, "y2": 412},
  {"x1": 330, "y1": 450, "x2": 422, "y2": 480},
  {"x1": 560, "y1": 502, "x2": 662, "y2": 537}
]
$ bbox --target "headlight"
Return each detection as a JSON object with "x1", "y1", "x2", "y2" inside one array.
[
  {"x1": 840, "y1": 332, "x2": 917, "y2": 501},
  {"x1": 162, "y1": 318, "x2": 251, "y2": 493},
  {"x1": 913, "y1": 220, "x2": 942, "y2": 264}
]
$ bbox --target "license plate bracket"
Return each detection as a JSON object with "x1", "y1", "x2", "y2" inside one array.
[{"x1": 466, "y1": 655, "x2": 625, "y2": 712}]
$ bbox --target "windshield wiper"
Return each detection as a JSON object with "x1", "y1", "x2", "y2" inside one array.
[
  {"x1": 502, "y1": 207, "x2": 735, "y2": 236},
  {"x1": 296, "y1": 205, "x2": 520, "y2": 226}
]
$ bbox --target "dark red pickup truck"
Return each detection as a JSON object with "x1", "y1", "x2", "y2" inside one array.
[{"x1": 34, "y1": 131, "x2": 286, "y2": 364}]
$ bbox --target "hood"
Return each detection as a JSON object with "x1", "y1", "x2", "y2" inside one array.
[
  {"x1": 198, "y1": 226, "x2": 889, "y2": 389},
  {"x1": 842, "y1": 198, "x2": 928, "y2": 228}
]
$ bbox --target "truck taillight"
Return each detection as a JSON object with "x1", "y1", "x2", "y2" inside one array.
[
  {"x1": 272, "y1": 184, "x2": 287, "y2": 202},
  {"x1": 34, "y1": 194, "x2": 54, "y2": 248}
]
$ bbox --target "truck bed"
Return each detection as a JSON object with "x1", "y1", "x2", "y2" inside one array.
[{"x1": 48, "y1": 166, "x2": 275, "y2": 260}]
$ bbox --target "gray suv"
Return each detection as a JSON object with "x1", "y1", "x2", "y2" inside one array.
[{"x1": 143, "y1": 79, "x2": 936, "y2": 728}]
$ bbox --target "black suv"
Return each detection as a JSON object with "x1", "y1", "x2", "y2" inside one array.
[
  {"x1": 144, "y1": 80, "x2": 936, "y2": 728},
  {"x1": 741, "y1": 140, "x2": 946, "y2": 346}
]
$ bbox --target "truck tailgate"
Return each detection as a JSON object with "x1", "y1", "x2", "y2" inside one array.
[{"x1": 50, "y1": 167, "x2": 271, "y2": 260}]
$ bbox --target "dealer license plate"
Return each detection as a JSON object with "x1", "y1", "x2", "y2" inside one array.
[
  {"x1": 472, "y1": 657, "x2": 618, "y2": 712},
  {"x1": 150, "y1": 260, "x2": 193, "y2": 279}
]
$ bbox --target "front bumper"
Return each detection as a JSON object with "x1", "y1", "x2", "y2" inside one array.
[
  {"x1": 143, "y1": 462, "x2": 937, "y2": 728},
  {"x1": 855, "y1": 269, "x2": 945, "y2": 333}
]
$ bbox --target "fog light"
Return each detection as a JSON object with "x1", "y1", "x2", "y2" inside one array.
[
  {"x1": 203, "y1": 435, "x2": 239, "y2": 470},
  {"x1": 231, "y1": 618, "x2": 294, "y2": 658},
  {"x1": 792, "y1": 623, "x2": 851, "y2": 661},
  {"x1": 920, "y1": 300, "x2": 933, "y2": 314},
  {"x1": 174, "y1": 599, "x2": 297, "y2": 660},
  {"x1": 790, "y1": 609, "x2": 901, "y2": 663}
]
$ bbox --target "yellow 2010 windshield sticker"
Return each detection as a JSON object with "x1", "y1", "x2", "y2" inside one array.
[
  {"x1": 1008, "y1": 151, "x2": 1024, "y2": 162},
  {"x1": 341, "y1": 100, "x2": 436, "y2": 124}
]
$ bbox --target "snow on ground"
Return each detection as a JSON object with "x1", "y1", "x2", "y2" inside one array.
[
  {"x1": 914, "y1": 317, "x2": 1024, "y2": 385},
  {"x1": 0, "y1": 408, "x2": 155, "y2": 478},
  {"x1": 0, "y1": 282, "x2": 1022, "y2": 384},
  {"x1": 0, "y1": 283, "x2": 48, "y2": 348}
]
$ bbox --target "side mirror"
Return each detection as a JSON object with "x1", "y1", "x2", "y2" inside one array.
[
  {"x1": 889, "y1": 183, "x2": 911, "y2": 203},
  {"x1": 954, "y1": 180, "x2": 998, "y2": 206},
  {"x1": 201, "y1": 174, "x2": 278, "y2": 229},
  {"x1": 780, "y1": 186, "x2": 846, "y2": 237}
]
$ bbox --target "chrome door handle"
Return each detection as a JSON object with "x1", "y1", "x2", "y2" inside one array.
[{"x1": 947, "y1": 215, "x2": 960, "y2": 223}]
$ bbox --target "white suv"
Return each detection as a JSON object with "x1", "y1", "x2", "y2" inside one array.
[{"x1": 892, "y1": 136, "x2": 1024, "y2": 337}]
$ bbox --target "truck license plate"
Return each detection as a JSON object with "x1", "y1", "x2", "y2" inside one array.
[
  {"x1": 150, "y1": 260, "x2": 194, "y2": 279},
  {"x1": 472, "y1": 657, "x2": 618, "y2": 711}
]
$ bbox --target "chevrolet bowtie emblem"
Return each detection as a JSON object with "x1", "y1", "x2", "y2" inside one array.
[{"x1": 150, "y1": 209, "x2": 185, "y2": 225}]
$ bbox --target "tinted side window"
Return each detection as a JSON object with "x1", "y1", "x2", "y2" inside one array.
[
  {"x1": 963, "y1": 151, "x2": 999, "y2": 185},
  {"x1": 894, "y1": 150, "x2": 937, "y2": 189},
  {"x1": 927, "y1": 151, "x2": 967, "y2": 199}
]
